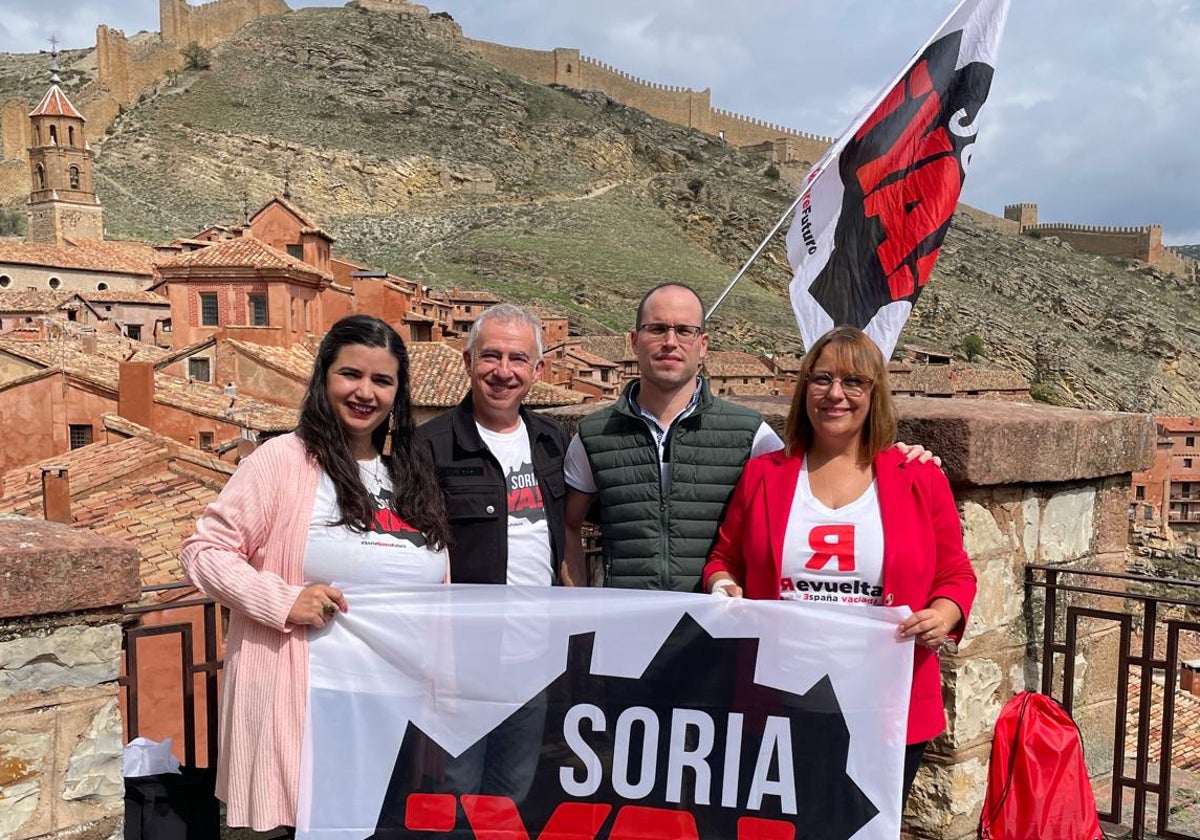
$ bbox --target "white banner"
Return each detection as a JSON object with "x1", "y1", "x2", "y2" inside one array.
[
  {"x1": 786, "y1": 0, "x2": 1011, "y2": 359},
  {"x1": 299, "y1": 584, "x2": 914, "y2": 840}
]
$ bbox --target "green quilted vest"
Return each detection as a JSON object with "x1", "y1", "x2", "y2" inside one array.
[{"x1": 579, "y1": 379, "x2": 762, "y2": 591}]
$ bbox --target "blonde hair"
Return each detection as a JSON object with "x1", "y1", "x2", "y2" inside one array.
[{"x1": 783, "y1": 325, "x2": 896, "y2": 465}]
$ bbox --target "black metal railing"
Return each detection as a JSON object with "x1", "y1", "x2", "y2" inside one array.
[
  {"x1": 120, "y1": 581, "x2": 225, "y2": 769},
  {"x1": 1027, "y1": 564, "x2": 1200, "y2": 840}
]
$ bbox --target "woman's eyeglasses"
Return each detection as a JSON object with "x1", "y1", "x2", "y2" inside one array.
[
  {"x1": 806, "y1": 373, "x2": 872, "y2": 397},
  {"x1": 636, "y1": 323, "x2": 705, "y2": 343}
]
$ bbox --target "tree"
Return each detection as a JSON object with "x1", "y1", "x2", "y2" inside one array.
[
  {"x1": 959, "y1": 333, "x2": 985, "y2": 361},
  {"x1": 182, "y1": 42, "x2": 212, "y2": 71}
]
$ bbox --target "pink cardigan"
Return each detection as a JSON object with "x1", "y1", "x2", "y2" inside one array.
[{"x1": 182, "y1": 433, "x2": 319, "y2": 830}]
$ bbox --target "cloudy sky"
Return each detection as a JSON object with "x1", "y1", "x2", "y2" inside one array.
[{"x1": 2, "y1": 0, "x2": 1197, "y2": 244}]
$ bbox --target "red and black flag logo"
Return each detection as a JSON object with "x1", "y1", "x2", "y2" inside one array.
[{"x1": 787, "y1": 0, "x2": 1010, "y2": 358}]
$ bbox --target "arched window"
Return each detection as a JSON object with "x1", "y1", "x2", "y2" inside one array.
[
  {"x1": 97, "y1": 282, "x2": 108, "y2": 291},
  {"x1": 49, "y1": 277, "x2": 61, "y2": 289},
  {"x1": 68, "y1": 166, "x2": 80, "y2": 189},
  {"x1": 36, "y1": 164, "x2": 45, "y2": 189},
  {"x1": 0, "y1": 275, "x2": 10, "y2": 288},
  {"x1": 49, "y1": 125, "x2": 57, "y2": 145},
  {"x1": 68, "y1": 126, "x2": 75, "y2": 147}
]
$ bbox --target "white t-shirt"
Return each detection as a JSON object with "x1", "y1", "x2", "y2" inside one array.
[
  {"x1": 304, "y1": 457, "x2": 447, "y2": 587},
  {"x1": 476, "y1": 420, "x2": 554, "y2": 587},
  {"x1": 779, "y1": 458, "x2": 885, "y2": 607},
  {"x1": 564, "y1": 421, "x2": 782, "y2": 494}
]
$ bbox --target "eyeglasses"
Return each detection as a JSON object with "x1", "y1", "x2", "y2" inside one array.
[
  {"x1": 807, "y1": 373, "x2": 873, "y2": 397},
  {"x1": 637, "y1": 323, "x2": 705, "y2": 343}
]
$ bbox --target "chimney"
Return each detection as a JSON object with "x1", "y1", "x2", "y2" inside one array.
[
  {"x1": 118, "y1": 361, "x2": 155, "y2": 428},
  {"x1": 41, "y1": 466, "x2": 71, "y2": 524},
  {"x1": 81, "y1": 332, "x2": 98, "y2": 355}
]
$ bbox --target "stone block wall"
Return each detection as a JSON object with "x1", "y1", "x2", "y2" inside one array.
[
  {"x1": 542, "y1": 395, "x2": 1155, "y2": 839},
  {"x1": 0, "y1": 516, "x2": 140, "y2": 840}
]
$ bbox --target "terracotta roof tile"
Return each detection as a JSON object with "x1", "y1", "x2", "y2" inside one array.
[
  {"x1": 577, "y1": 335, "x2": 634, "y2": 363},
  {"x1": 703, "y1": 351, "x2": 774, "y2": 378},
  {"x1": 408, "y1": 342, "x2": 584, "y2": 409},
  {"x1": 0, "y1": 426, "x2": 231, "y2": 585},
  {"x1": 0, "y1": 238, "x2": 156, "y2": 275},
  {"x1": 562, "y1": 345, "x2": 618, "y2": 368},
  {"x1": 156, "y1": 236, "x2": 331, "y2": 281},
  {"x1": 0, "y1": 289, "x2": 80, "y2": 313},
  {"x1": 1159, "y1": 417, "x2": 1200, "y2": 433},
  {"x1": 29, "y1": 85, "x2": 84, "y2": 119},
  {"x1": 446, "y1": 290, "x2": 501, "y2": 304},
  {"x1": 224, "y1": 339, "x2": 314, "y2": 382},
  {"x1": 80, "y1": 289, "x2": 169, "y2": 305}
]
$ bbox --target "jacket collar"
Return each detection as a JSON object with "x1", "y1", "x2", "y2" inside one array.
[
  {"x1": 615, "y1": 376, "x2": 713, "y2": 420},
  {"x1": 451, "y1": 392, "x2": 543, "y2": 452}
]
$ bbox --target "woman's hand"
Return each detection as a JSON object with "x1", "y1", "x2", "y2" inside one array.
[
  {"x1": 894, "y1": 441, "x2": 942, "y2": 468},
  {"x1": 288, "y1": 585, "x2": 348, "y2": 628},
  {"x1": 898, "y1": 598, "x2": 962, "y2": 650},
  {"x1": 708, "y1": 573, "x2": 744, "y2": 598}
]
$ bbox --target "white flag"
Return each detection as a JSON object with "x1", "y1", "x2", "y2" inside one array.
[{"x1": 786, "y1": 0, "x2": 1011, "y2": 358}]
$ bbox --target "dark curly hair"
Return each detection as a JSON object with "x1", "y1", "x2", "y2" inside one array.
[{"x1": 296, "y1": 315, "x2": 451, "y2": 550}]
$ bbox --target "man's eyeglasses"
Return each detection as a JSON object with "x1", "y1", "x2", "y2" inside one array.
[
  {"x1": 637, "y1": 323, "x2": 705, "y2": 342},
  {"x1": 806, "y1": 373, "x2": 873, "y2": 397}
]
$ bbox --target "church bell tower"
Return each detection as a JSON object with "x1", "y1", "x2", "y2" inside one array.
[{"x1": 26, "y1": 45, "x2": 103, "y2": 244}]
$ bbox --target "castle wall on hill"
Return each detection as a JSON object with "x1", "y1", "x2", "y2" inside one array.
[
  {"x1": 160, "y1": 0, "x2": 290, "y2": 49},
  {"x1": 1161, "y1": 247, "x2": 1200, "y2": 282},
  {"x1": 1033, "y1": 221, "x2": 1160, "y2": 262},
  {"x1": 462, "y1": 38, "x2": 833, "y2": 155}
]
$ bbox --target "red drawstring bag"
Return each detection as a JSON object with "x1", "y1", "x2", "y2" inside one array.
[{"x1": 980, "y1": 692, "x2": 1104, "y2": 840}]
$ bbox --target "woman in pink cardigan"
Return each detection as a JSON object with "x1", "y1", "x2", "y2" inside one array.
[
  {"x1": 703, "y1": 325, "x2": 976, "y2": 807},
  {"x1": 182, "y1": 316, "x2": 452, "y2": 833}
]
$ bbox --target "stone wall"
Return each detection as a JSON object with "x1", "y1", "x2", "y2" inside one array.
[
  {"x1": 0, "y1": 516, "x2": 140, "y2": 840},
  {"x1": 159, "y1": 0, "x2": 290, "y2": 50},
  {"x1": 543, "y1": 395, "x2": 1155, "y2": 839}
]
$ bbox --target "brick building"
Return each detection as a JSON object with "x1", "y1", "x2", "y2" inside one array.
[{"x1": 1132, "y1": 417, "x2": 1200, "y2": 529}]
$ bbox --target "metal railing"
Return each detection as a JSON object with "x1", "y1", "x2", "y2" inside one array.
[
  {"x1": 120, "y1": 581, "x2": 225, "y2": 769},
  {"x1": 1027, "y1": 564, "x2": 1200, "y2": 840}
]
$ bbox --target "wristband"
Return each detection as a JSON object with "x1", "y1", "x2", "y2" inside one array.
[{"x1": 710, "y1": 578, "x2": 737, "y2": 596}]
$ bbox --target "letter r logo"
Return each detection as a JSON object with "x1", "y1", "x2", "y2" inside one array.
[{"x1": 805, "y1": 525, "x2": 856, "y2": 572}]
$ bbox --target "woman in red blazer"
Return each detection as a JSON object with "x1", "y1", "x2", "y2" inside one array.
[{"x1": 703, "y1": 325, "x2": 975, "y2": 805}]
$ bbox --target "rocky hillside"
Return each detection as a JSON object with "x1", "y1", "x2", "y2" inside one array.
[{"x1": 2, "y1": 5, "x2": 1198, "y2": 414}]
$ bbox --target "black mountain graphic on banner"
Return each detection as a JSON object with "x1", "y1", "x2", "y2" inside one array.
[{"x1": 367, "y1": 613, "x2": 878, "y2": 840}]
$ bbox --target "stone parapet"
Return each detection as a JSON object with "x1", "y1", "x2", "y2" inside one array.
[
  {"x1": 542, "y1": 395, "x2": 1154, "y2": 839},
  {"x1": 0, "y1": 517, "x2": 138, "y2": 840}
]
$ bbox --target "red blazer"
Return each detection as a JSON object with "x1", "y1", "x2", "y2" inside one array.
[{"x1": 703, "y1": 447, "x2": 976, "y2": 744}]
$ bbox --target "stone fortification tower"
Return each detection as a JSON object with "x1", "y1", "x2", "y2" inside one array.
[{"x1": 26, "y1": 51, "x2": 103, "y2": 244}]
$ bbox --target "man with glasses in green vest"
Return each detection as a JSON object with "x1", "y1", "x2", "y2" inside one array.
[{"x1": 561, "y1": 282, "x2": 936, "y2": 592}]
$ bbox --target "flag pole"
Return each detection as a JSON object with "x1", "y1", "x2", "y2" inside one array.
[{"x1": 704, "y1": 0, "x2": 979, "y2": 323}]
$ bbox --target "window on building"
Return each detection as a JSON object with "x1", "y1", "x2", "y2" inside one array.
[
  {"x1": 199, "y1": 432, "x2": 214, "y2": 451},
  {"x1": 1135, "y1": 485, "x2": 1145, "y2": 500},
  {"x1": 286, "y1": 244, "x2": 304, "y2": 260},
  {"x1": 68, "y1": 424, "x2": 93, "y2": 450},
  {"x1": 188, "y1": 357, "x2": 212, "y2": 382},
  {"x1": 68, "y1": 165, "x2": 80, "y2": 189},
  {"x1": 68, "y1": 126, "x2": 75, "y2": 147},
  {"x1": 36, "y1": 164, "x2": 45, "y2": 189},
  {"x1": 0, "y1": 275, "x2": 9, "y2": 288},
  {"x1": 162, "y1": 319, "x2": 172, "y2": 333},
  {"x1": 49, "y1": 277, "x2": 61, "y2": 289},
  {"x1": 1186, "y1": 458, "x2": 1195, "y2": 469},
  {"x1": 97, "y1": 282, "x2": 108, "y2": 291},
  {"x1": 49, "y1": 125, "x2": 57, "y2": 145},
  {"x1": 126, "y1": 324, "x2": 142, "y2": 341},
  {"x1": 248, "y1": 294, "x2": 268, "y2": 326},
  {"x1": 199, "y1": 292, "x2": 219, "y2": 326},
  {"x1": 1188, "y1": 436, "x2": 1196, "y2": 449},
  {"x1": 66, "y1": 308, "x2": 77, "y2": 322}
]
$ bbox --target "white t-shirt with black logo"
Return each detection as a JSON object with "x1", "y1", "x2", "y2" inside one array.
[
  {"x1": 779, "y1": 459, "x2": 885, "y2": 607},
  {"x1": 476, "y1": 420, "x2": 554, "y2": 588},
  {"x1": 304, "y1": 458, "x2": 447, "y2": 587}
]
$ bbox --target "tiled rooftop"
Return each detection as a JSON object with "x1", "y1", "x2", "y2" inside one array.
[
  {"x1": 577, "y1": 335, "x2": 634, "y2": 363},
  {"x1": 0, "y1": 238, "x2": 156, "y2": 275},
  {"x1": 0, "y1": 421, "x2": 231, "y2": 586},
  {"x1": 80, "y1": 289, "x2": 170, "y2": 305},
  {"x1": 704, "y1": 350, "x2": 774, "y2": 378},
  {"x1": 0, "y1": 337, "x2": 298, "y2": 431},
  {"x1": 563, "y1": 346, "x2": 618, "y2": 369},
  {"x1": 0, "y1": 289, "x2": 81, "y2": 313},
  {"x1": 224, "y1": 338, "x2": 314, "y2": 382},
  {"x1": 156, "y1": 236, "x2": 332, "y2": 281},
  {"x1": 29, "y1": 84, "x2": 84, "y2": 119},
  {"x1": 408, "y1": 341, "x2": 585, "y2": 408}
]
